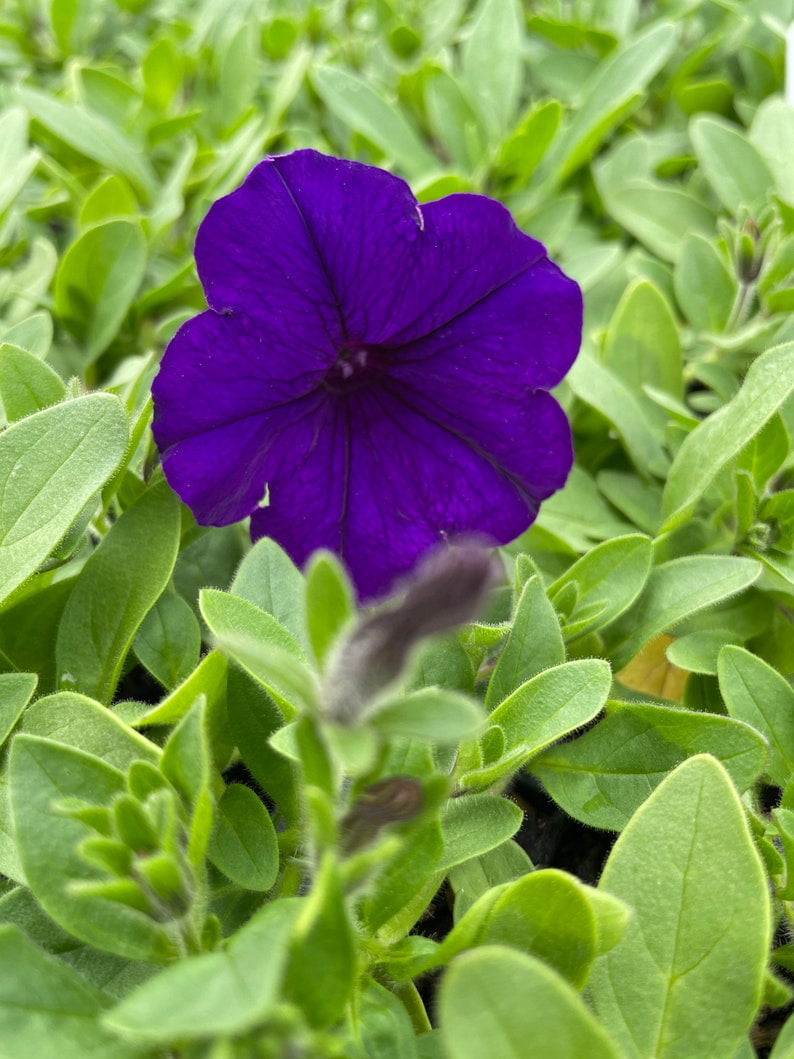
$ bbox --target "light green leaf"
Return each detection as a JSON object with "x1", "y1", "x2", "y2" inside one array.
[
  {"x1": 304, "y1": 550, "x2": 355, "y2": 667},
  {"x1": 435, "y1": 869, "x2": 603, "y2": 988},
  {"x1": 485, "y1": 576, "x2": 565, "y2": 708},
  {"x1": 54, "y1": 220, "x2": 147, "y2": 363},
  {"x1": 603, "y1": 556, "x2": 761, "y2": 671},
  {"x1": 532, "y1": 700, "x2": 767, "y2": 830},
  {"x1": 543, "y1": 21, "x2": 676, "y2": 184},
  {"x1": 10, "y1": 735, "x2": 175, "y2": 962},
  {"x1": 231, "y1": 536, "x2": 307, "y2": 650},
  {"x1": 548, "y1": 535, "x2": 653, "y2": 640},
  {"x1": 208, "y1": 783, "x2": 278, "y2": 892},
  {"x1": 662, "y1": 342, "x2": 794, "y2": 529},
  {"x1": 0, "y1": 107, "x2": 40, "y2": 220},
  {"x1": 105, "y1": 899, "x2": 300, "y2": 1042},
  {"x1": 17, "y1": 86, "x2": 156, "y2": 198},
  {"x1": 461, "y1": 0, "x2": 523, "y2": 138},
  {"x1": 311, "y1": 66, "x2": 437, "y2": 178},
  {"x1": 595, "y1": 180, "x2": 714, "y2": 263},
  {"x1": 0, "y1": 394, "x2": 127, "y2": 607},
  {"x1": 283, "y1": 855, "x2": 356, "y2": 1027},
  {"x1": 674, "y1": 234, "x2": 736, "y2": 332},
  {"x1": 463, "y1": 661, "x2": 612, "y2": 790},
  {"x1": 568, "y1": 354, "x2": 669, "y2": 477},
  {"x1": 0, "y1": 672, "x2": 37, "y2": 750},
  {"x1": 133, "y1": 590, "x2": 201, "y2": 691},
  {"x1": 691, "y1": 114, "x2": 774, "y2": 215},
  {"x1": 750, "y1": 96, "x2": 794, "y2": 206},
  {"x1": 440, "y1": 946, "x2": 619, "y2": 1059},
  {"x1": 437, "y1": 794, "x2": 523, "y2": 874},
  {"x1": 449, "y1": 839, "x2": 533, "y2": 921},
  {"x1": 0, "y1": 926, "x2": 147, "y2": 1058},
  {"x1": 0, "y1": 343, "x2": 65, "y2": 421},
  {"x1": 718, "y1": 646, "x2": 794, "y2": 787},
  {"x1": 55, "y1": 481, "x2": 181, "y2": 703},
  {"x1": 589, "y1": 756, "x2": 769, "y2": 1058},
  {"x1": 365, "y1": 687, "x2": 484, "y2": 743},
  {"x1": 602, "y1": 279, "x2": 682, "y2": 404},
  {"x1": 200, "y1": 588, "x2": 318, "y2": 715}
]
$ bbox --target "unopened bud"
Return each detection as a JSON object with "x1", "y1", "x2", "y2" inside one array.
[
  {"x1": 737, "y1": 218, "x2": 763, "y2": 282},
  {"x1": 325, "y1": 538, "x2": 499, "y2": 722},
  {"x1": 340, "y1": 776, "x2": 424, "y2": 852}
]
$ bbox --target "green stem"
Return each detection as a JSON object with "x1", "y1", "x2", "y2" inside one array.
[{"x1": 392, "y1": 980, "x2": 432, "y2": 1035}]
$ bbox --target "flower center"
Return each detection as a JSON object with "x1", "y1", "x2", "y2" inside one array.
[{"x1": 324, "y1": 343, "x2": 383, "y2": 394}]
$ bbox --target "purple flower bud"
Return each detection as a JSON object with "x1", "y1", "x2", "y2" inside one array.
[{"x1": 324, "y1": 538, "x2": 499, "y2": 723}]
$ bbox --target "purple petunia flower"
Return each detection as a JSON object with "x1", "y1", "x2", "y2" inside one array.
[{"x1": 151, "y1": 150, "x2": 582, "y2": 600}]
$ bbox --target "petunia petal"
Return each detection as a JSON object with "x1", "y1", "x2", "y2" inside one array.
[
  {"x1": 373, "y1": 193, "x2": 549, "y2": 347},
  {"x1": 152, "y1": 309, "x2": 332, "y2": 525},
  {"x1": 387, "y1": 256, "x2": 583, "y2": 395},
  {"x1": 196, "y1": 152, "x2": 548, "y2": 351},
  {"x1": 195, "y1": 150, "x2": 420, "y2": 346},
  {"x1": 250, "y1": 386, "x2": 566, "y2": 600}
]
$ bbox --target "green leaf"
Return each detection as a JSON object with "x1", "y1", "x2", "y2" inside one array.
[
  {"x1": 225, "y1": 667, "x2": 299, "y2": 824},
  {"x1": 674, "y1": 234, "x2": 736, "y2": 332},
  {"x1": 690, "y1": 114, "x2": 773, "y2": 215},
  {"x1": 463, "y1": 660, "x2": 612, "y2": 790},
  {"x1": 133, "y1": 590, "x2": 201, "y2": 691},
  {"x1": 0, "y1": 107, "x2": 40, "y2": 220},
  {"x1": 54, "y1": 220, "x2": 147, "y2": 363},
  {"x1": 0, "y1": 394, "x2": 127, "y2": 607},
  {"x1": 56, "y1": 481, "x2": 181, "y2": 703},
  {"x1": 18, "y1": 691, "x2": 159, "y2": 768},
  {"x1": 208, "y1": 783, "x2": 278, "y2": 892},
  {"x1": 311, "y1": 66, "x2": 437, "y2": 178},
  {"x1": 601, "y1": 279, "x2": 683, "y2": 407},
  {"x1": 589, "y1": 756, "x2": 769, "y2": 1058},
  {"x1": 304, "y1": 550, "x2": 355, "y2": 666},
  {"x1": 485, "y1": 576, "x2": 565, "y2": 708},
  {"x1": 548, "y1": 535, "x2": 653, "y2": 640},
  {"x1": 160, "y1": 695, "x2": 214, "y2": 864},
  {"x1": 365, "y1": 687, "x2": 484, "y2": 743},
  {"x1": 350, "y1": 977, "x2": 419, "y2": 1059},
  {"x1": 532, "y1": 700, "x2": 767, "y2": 830},
  {"x1": 449, "y1": 839, "x2": 533, "y2": 921},
  {"x1": 602, "y1": 556, "x2": 761, "y2": 671},
  {"x1": 567, "y1": 354, "x2": 669, "y2": 477},
  {"x1": 230, "y1": 536, "x2": 308, "y2": 651},
  {"x1": 460, "y1": 0, "x2": 523, "y2": 139},
  {"x1": 496, "y1": 100, "x2": 561, "y2": 184},
  {"x1": 436, "y1": 869, "x2": 605, "y2": 988},
  {"x1": 424, "y1": 70, "x2": 482, "y2": 172},
  {"x1": 363, "y1": 819, "x2": 443, "y2": 933},
  {"x1": 2, "y1": 311, "x2": 53, "y2": 359},
  {"x1": 750, "y1": 96, "x2": 794, "y2": 206},
  {"x1": 0, "y1": 925, "x2": 147, "y2": 1058},
  {"x1": 79, "y1": 175, "x2": 138, "y2": 228},
  {"x1": 0, "y1": 342, "x2": 65, "y2": 421},
  {"x1": 0, "y1": 672, "x2": 37, "y2": 750},
  {"x1": 105, "y1": 899, "x2": 300, "y2": 1042},
  {"x1": 662, "y1": 343, "x2": 794, "y2": 529},
  {"x1": 543, "y1": 21, "x2": 676, "y2": 184},
  {"x1": 200, "y1": 588, "x2": 317, "y2": 715},
  {"x1": 10, "y1": 735, "x2": 175, "y2": 962},
  {"x1": 437, "y1": 794, "x2": 523, "y2": 874},
  {"x1": 718, "y1": 646, "x2": 794, "y2": 788},
  {"x1": 16, "y1": 86, "x2": 156, "y2": 198},
  {"x1": 440, "y1": 946, "x2": 619, "y2": 1059},
  {"x1": 283, "y1": 854, "x2": 356, "y2": 1027},
  {"x1": 132, "y1": 649, "x2": 227, "y2": 728}
]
